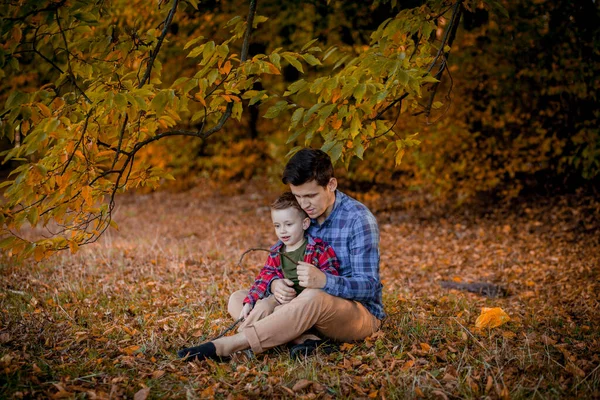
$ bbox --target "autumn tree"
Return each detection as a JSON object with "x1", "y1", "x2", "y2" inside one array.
[{"x1": 0, "y1": 0, "x2": 509, "y2": 259}]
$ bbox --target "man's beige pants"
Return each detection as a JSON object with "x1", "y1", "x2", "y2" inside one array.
[{"x1": 228, "y1": 289, "x2": 381, "y2": 354}]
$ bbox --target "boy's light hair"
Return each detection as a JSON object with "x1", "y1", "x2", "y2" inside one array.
[{"x1": 270, "y1": 192, "x2": 308, "y2": 218}]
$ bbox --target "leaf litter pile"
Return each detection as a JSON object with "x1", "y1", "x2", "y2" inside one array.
[{"x1": 1, "y1": 183, "x2": 599, "y2": 399}]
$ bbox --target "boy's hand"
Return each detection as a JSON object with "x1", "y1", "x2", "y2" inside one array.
[
  {"x1": 239, "y1": 303, "x2": 253, "y2": 320},
  {"x1": 271, "y1": 279, "x2": 296, "y2": 304},
  {"x1": 297, "y1": 261, "x2": 326, "y2": 289}
]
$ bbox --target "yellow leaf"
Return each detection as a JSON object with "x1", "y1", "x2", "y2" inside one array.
[
  {"x1": 340, "y1": 343, "x2": 355, "y2": 351},
  {"x1": 81, "y1": 186, "x2": 93, "y2": 207},
  {"x1": 475, "y1": 307, "x2": 511, "y2": 330},
  {"x1": 121, "y1": 345, "x2": 141, "y2": 355},
  {"x1": 420, "y1": 342, "x2": 432, "y2": 352}
]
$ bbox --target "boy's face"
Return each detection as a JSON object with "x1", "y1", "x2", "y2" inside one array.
[
  {"x1": 289, "y1": 178, "x2": 337, "y2": 223},
  {"x1": 271, "y1": 207, "x2": 310, "y2": 250}
]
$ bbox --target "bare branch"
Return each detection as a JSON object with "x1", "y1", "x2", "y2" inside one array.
[
  {"x1": 425, "y1": 0, "x2": 462, "y2": 117},
  {"x1": 138, "y1": 0, "x2": 180, "y2": 88}
]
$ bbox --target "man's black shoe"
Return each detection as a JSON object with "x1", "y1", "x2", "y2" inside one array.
[
  {"x1": 177, "y1": 342, "x2": 229, "y2": 362},
  {"x1": 289, "y1": 339, "x2": 338, "y2": 360}
]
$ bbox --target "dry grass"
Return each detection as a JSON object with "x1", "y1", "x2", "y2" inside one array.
[{"x1": 1, "y1": 182, "x2": 599, "y2": 399}]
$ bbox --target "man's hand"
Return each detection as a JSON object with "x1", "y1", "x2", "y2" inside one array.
[
  {"x1": 270, "y1": 278, "x2": 296, "y2": 304},
  {"x1": 239, "y1": 303, "x2": 253, "y2": 320},
  {"x1": 297, "y1": 261, "x2": 327, "y2": 289}
]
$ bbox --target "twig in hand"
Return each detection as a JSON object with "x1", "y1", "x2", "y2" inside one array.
[{"x1": 237, "y1": 248, "x2": 298, "y2": 267}]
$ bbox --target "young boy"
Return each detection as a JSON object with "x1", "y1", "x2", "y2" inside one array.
[
  {"x1": 238, "y1": 192, "x2": 340, "y2": 320},
  {"x1": 177, "y1": 192, "x2": 340, "y2": 361}
]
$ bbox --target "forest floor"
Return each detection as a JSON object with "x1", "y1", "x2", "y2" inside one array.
[{"x1": 1, "y1": 181, "x2": 599, "y2": 399}]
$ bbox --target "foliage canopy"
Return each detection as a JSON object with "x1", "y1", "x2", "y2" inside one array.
[{"x1": 2, "y1": 0, "x2": 599, "y2": 259}]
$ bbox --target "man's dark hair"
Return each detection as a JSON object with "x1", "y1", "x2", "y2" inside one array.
[{"x1": 282, "y1": 148, "x2": 334, "y2": 187}]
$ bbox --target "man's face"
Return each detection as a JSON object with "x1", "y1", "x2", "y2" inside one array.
[
  {"x1": 289, "y1": 179, "x2": 337, "y2": 222},
  {"x1": 271, "y1": 208, "x2": 309, "y2": 251}
]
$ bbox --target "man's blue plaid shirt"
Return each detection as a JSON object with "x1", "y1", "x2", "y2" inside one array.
[{"x1": 307, "y1": 190, "x2": 385, "y2": 320}]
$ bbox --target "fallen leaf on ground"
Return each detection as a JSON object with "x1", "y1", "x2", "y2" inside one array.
[
  {"x1": 134, "y1": 387, "x2": 150, "y2": 400},
  {"x1": 401, "y1": 360, "x2": 415, "y2": 371},
  {"x1": 292, "y1": 379, "x2": 312, "y2": 392},
  {"x1": 475, "y1": 307, "x2": 510, "y2": 330}
]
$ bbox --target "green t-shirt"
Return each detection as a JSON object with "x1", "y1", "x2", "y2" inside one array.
[{"x1": 281, "y1": 240, "x2": 308, "y2": 294}]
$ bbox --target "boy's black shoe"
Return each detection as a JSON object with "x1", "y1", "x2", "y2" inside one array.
[
  {"x1": 289, "y1": 339, "x2": 338, "y2": 360},
  {"x1": 177, "y1": 342, "x2": 229, "y2": 362}
]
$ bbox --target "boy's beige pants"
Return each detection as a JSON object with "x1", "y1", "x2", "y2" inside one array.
[{"x1": 227, "y1": 289, "x2": 381, "y2": 354}]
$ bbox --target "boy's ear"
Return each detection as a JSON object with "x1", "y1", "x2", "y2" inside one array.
[{"x1": 302, "y1": 217, "x2": 310, "y2": 230}]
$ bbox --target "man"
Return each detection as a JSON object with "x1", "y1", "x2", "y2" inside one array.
[{"x1": 178, "y1": 148, "x2": 384, "y2": 361}]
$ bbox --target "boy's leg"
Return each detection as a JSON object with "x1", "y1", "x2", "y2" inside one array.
[
  {"x1": 237, "y1": 295, "x2": 279, "y2": 331},
  {"x1": 227, "y1": 290, "x2": 248, "y2": 319},
  {"x1": 241, "y1": 289, "x2": 380, "y2": 354},
  {"x1": 227, "y1": 289, "x2": 280, "y2": 331}
]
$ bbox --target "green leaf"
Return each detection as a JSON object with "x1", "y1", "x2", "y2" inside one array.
[
  {"x1": 290, "y1": 108, "x2": 304, "y2": 129},
  {"x1": 282, "y1": 54, "x2": 304, "y2": 74},
  {"x1": 5, "y1": 91, "x2": 29, "y2": 109},
  {"x1": 0, "y1": 236, "x2": 16, "y2": 250},
  {"x1": 184, "y1": 35, "x2": 205, "y2": 50},
  {"x1": 330, "y1": 141, "x2": 344, "y2": 163},
  {"x1": 264, "y1": 100, "x2": 288, "y2": 119},
  {"x1": 303, "y1": 103, "x2": 324, "y2": 123},
  {"x1": 270, "y1": 53, "x2": 281, "y2": 69},
  {"x1": 323, "y1": 46, "x2": 338, "y2": 61},
  {"x1": 333, "y1": 55, "x2": 349, "y2": 70},
  {"x1": 150, "y1": 91, "x2": 169, "y2": 116},
  {"x1": 114, "y1": 93, "x2": 127, "y2": 108},
  {"x1": 302, "y1": 54, "x2": 322, "y2": 66},
  {"x1": 301, "y1": 38, "x2": 319, "y2": 52},
  {"x1": 253, "y1": 15, "x2": 269, "y2": 28},
  {"x1": 353, "y1": 83, "x2": 367, "y2": 102},
  {"x1": 285, "y1": 79, "x2": 307, "y2": 96}
]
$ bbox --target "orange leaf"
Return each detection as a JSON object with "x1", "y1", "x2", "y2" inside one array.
[
  {"x1": 420, "y1": 342, "x2": 432, "y2": 352},
  {"x1": 340, "y1": 343, "x2": 355, "y2": 351},
  {"x1": 401, "y1": 360, "x2": 414, "y2": 371},
  {"x1": 37, "y1": 103, "x2": 52, "y2": 118},
  {"x1": 121, "y1": 345, "x2": 141, "y2": 355},
  {"x1": 475, "y1": 307, "x2": 510, "y2": 330}
]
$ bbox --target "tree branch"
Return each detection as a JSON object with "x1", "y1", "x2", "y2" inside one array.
[
  {"x1": 138, "y1": 0, "x2": 180, "y2": 88},
  {"x1": 55, "y1": 8, "x2": 92, "y2": 103},
  {"x1": 424, "y1": 0, "x2": 462, "y2": 117}
]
